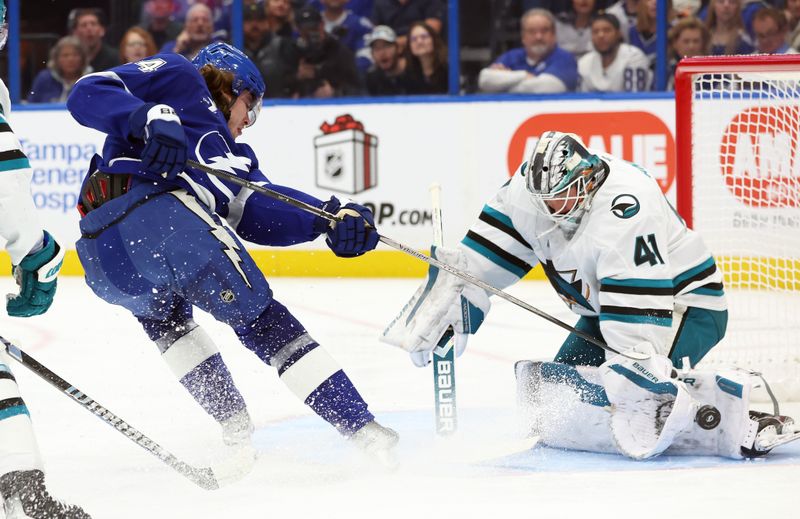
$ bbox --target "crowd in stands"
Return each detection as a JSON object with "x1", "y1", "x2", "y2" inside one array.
[{"x1": 21, "y1": 0, "x2": 800, "y2": 103}]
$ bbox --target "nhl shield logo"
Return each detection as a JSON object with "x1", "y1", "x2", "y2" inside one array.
[
  {"x1": 220, "y1": 289, "x2": 236, "y2": 303},
  {"x1": 325, "y1": 150, "x2": 343, "y2": 178}
]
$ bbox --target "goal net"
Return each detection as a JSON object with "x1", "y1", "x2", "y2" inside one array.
[{"x1": 675, "y1": 55, "x2": 800, "y2": 402}]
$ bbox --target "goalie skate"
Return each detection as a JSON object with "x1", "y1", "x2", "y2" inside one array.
[
  {"x1": 744, "y1": 411, "x2": 800, "y2": 456},
  {"x1": 0, "y1": 470, "x2": 90, "y2": 519}
]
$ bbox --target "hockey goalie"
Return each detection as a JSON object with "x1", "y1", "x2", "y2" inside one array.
[{"x1": 382, "y1": 131, "x2": 799, "y2": 460}]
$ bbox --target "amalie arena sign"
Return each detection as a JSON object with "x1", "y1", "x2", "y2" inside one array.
[{"x1": 507, "y1": 111, "x2": 676, "y2": 194}]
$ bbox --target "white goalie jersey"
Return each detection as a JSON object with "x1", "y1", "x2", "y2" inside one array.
[
  {"x1": 460, "y1": 151, "x2": 727, "y2": 356},
  {"x1": 0, "y1": 79, "x2": 45, "y2": 264}
]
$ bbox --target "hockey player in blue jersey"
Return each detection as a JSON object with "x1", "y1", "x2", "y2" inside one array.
[{"x1": 66, "y1": 42, "x2": 397, "y2": 467}]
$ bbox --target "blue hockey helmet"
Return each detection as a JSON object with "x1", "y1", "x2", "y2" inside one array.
[
  {"x1": 0, "y1": 1, "x2": 8, "y2": 51},
  {"x1": 525, "y1": 131, "x2": 606, "y2": 224},
  {"x1": 192, "y1": 42, "x2": 265, "y2": 126}
]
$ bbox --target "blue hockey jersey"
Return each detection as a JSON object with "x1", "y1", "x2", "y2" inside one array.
[{"x1": 67, "y1": 53, "x2": 325, "y2": 246}]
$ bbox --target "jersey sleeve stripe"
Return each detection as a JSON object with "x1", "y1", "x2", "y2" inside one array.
[
  {"x1": 673, "y1": 257, "x2": 717, "y2": 293},
  {"x1": 600, "y1": 281, "x2": 673, "y2": 295},
  {"x1": 478, "y1": 205, "x2": 532, "y2": 248},
  {"x1": 689, "y1": 282, "x2": 725, "y2": 297},
  {"x1": 0, "y1": 157, "x2": 31, "y2": 172},
  {"x1": 462, "y1": 230, "x2": 533, "y2": 278},
  {"x1": 0, "y1": 123, "x2": 11, "y2": 133},
  {"x1": 600, "y1": 305, "x2": 672, "y2": 318},
  {"x1": 600, "y1": 305, "x2": 672, "y2": 327},
  {"x1": 599, "y1": 312, "x2": 672, "y2": 326},
  {"x1": 0, "y1": 149, "x2": 27, "y2": 162}
]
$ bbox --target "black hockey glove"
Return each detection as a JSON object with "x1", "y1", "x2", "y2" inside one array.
[{"x1": 129, "y1": 103, "x2": 187, "y2": 180}]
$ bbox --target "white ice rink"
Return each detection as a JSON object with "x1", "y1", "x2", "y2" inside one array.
[{"x1": 0, "y1": 277, "x2": 798, "y2": 519}]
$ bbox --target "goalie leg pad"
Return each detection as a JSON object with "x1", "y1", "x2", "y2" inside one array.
[
  {"x1": 601, "y1": 350, "x2": 697, "y2": 459},
  {"x1": 516, "y1": 360, "x2": 618, "y2": 454},
  {"x1": 237, "y1": 300, "x2": 374, "y2": 436},
  {"x1": 0, "y1": 352, "x2": 43, "y2": 476}
]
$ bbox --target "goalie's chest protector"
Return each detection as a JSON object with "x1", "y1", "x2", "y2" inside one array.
[{"x1": 510, "y1": 154, "x2": 675, "y2": 317}]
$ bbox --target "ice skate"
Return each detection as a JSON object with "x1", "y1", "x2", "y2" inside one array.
[
  {"x1": 0, "y1": 470, "x2": 90, "y2": 519},
  {"x1": 220, "y1": 409, "x2": 255, "y2": 448},
  {"x1": 350, "y1": 421, "x2": 399, "y2": 469},
  {"x1": 742, "y1": 410, "x2": 800, "y2": 457}
]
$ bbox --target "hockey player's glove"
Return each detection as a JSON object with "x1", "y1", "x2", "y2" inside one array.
[
  {"x1": 380, "y1": 246, "x2": 491, "y2": 367},
  {"x1": 129, "y1": 103, "x2": 187, "y2": 180},
  {"x1": 321, "y1": 197, "x2": 379, "y2": 257},
  {"x1": 6, "y1": 231, "x2": 64, "y2": 317}
]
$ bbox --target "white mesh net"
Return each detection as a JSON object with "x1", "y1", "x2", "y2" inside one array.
[{"x1": 689, "y1": 70, "x2": 800, "y2": 401}]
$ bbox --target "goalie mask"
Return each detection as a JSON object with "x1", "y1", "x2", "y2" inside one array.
[{"x1": 525, "y1": 131, "x2": 606, "y2": 226}]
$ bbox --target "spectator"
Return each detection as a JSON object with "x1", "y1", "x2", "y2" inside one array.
[
  {"x1": 168, "y1": 0, "x2": 232, "y2": 39},
  {"x1": 266, "y1": 0, "x2": 295, "y2": 37},
  {"x1": 478, "y1": 9, "x2": 579, "y2": 94},
  {"x1": 788, "y1": 0, "x2": 800, "y2": 48},
  {"x1": 556, "y1": 0, "x2": 599, "y2": 59},
  {"x1": 294, "y1": 6, "x2": 362, "y2": 97},
  {"x1": 119, "y1": 27, "x2": 159, "y2": 64},
  {"x1": 629, "y1": 0, "x2": 675, "y2": 68},
  {"x1": 311, "y1": 0, "x2": 374, "y2": 18},
  {"x1": 27, "y1": 36, "x2": 90, "y2": 103},
  {"x1": 742, "y1": 0, "x2": 771, "y2": 40},
  {"x1": 706, "y1": 0, "x2": 754, "y2": 55},
  {"x1": 69, "y1": 8, "x2": 119, "y2": 72},
  {"x1": 401, "y1": 21, "x2": 447, "y2": 94},
  {"x1": 320, "y1": 0, "x2": 374, "y2": 69},
  {"x1": 365, "y1": 25, "x2": 407, "y2": 95},
  {"x1": 578, "y1": 13, "x2": 651, "y2": 92},
  {"x1": 752, "y1": 6, "x2": 792, "y2": 54},
  {"x1": 142, "y1": 0, "x2": 183, "y2": 50},
  {"x1": 372, "y1": 0, "x2": 444, "y2": 50},
  {"x1": 243, "y1": 1, "x2": 296, "y2": 97},
  {"x1": 607, "y1": 0, "x2": 640, "y2": 41},
  {"x1": 161, "y1": 3, "x2": 216, "y2": 59},
  {"x1": 667, "y1": 16, "x2": 710, "y2": 88}
]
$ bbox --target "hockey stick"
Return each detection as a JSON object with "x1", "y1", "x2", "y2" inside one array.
[
  {"x1": 187, "y1": 160, "x2": 645, "y2": 360},
  {"x1": 0, "y1": 334, "x2": 240, "y2": 491},
  {"x1": 430, "y1": 183, "x2": 457, "y2": 436}
]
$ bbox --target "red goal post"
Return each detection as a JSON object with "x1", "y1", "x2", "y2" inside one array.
[{"x1": 674, "y1": 54, "x2": 800, "y2": 401}]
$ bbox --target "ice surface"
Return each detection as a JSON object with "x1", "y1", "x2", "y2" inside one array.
[{"x1": 0, "y1": 278, "x2": 797, "y2": 519}]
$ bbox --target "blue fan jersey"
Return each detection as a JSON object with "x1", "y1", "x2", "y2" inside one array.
[
  {"x1": 67, "y1": 53, "x2": 325, "y2": 246},
  {"x1": 494, "y1": 46, "x2": 579, "y2": 91}
]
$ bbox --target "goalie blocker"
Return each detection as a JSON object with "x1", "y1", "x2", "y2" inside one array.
[{"x1": 515, "y1": 358, "x2": 799, "y2": 459}]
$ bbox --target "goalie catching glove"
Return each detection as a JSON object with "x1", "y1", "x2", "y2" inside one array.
[{"x1": 381, "y1": 246, "x2": 490, "y2": 367}]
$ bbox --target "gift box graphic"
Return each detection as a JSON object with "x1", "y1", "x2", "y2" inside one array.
[{"x1": 314, "y1": 114, "x2": 378, "y2": 194}]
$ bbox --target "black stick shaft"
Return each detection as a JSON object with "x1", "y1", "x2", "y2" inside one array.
[
  {"x1": 189, "y1": 160, "x2": 641, "y2": 359},
  {"x1": 0, "y1": 335, "x2": 219, "y2": 490}
]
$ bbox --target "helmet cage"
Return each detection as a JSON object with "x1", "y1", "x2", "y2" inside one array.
[{"x1": 526, "y1": 132, "x2": 603, "y2": 224}]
